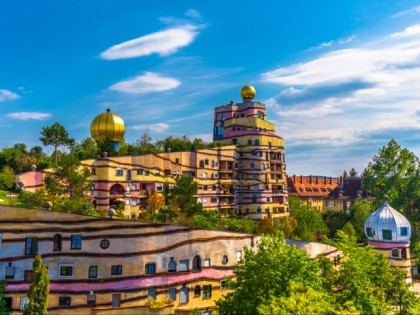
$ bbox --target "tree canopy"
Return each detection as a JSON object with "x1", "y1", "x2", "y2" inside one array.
[
  {"x1": 40, "y1": 122, "x2": 74, "y2": 166},
  {"x1": 23, "y1": 255, "x2": 49, "y2": 315}
]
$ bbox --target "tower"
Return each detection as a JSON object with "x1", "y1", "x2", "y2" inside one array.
[
  {"x1": 364, "y1": 196, "x2": 412, "y2": 282},
  {"x1": 213, "y1": 86, "x2": 288, "y2": 219}
]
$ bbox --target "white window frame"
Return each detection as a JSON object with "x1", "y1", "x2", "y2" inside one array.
[
  {"x1": 20, "y1": 297, "x2": 30, "y2": 310},
  {"x1": 59, "y1": 264, "x2": 74, "y2": 277},
  {"x1": 204, "y1": 258, "x2": 211, "y2": 267}
]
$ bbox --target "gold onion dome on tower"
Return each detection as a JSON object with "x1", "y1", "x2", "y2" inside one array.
[
  {"x1": 90, "y1": 108, "x2": 125, "y2": 142},
  {"x1": 240, "y1": 85, "x2": 256, "y2": 99}
]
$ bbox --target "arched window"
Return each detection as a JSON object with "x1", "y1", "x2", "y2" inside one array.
[
  {"x1": 254, "y1": 140, "x2": 259, "y2": 145},
  {"x1": 199, "y1": 160, "x2": 205, "y2": 168},
  {"x1": 168, "y1": 257, "x2": 176, "y2": 272},
  {"x1": 194, "y1": 285, "x2": 201, "y2": 297},
  {"x1": 193, "y1": 255, "x2": 201, "y2": 272},
  {"x1": 180, "y1": 287, "x2": 189, "y2": 303},
  {"x1": 53, "y1": 234, "x2": 62, "y2": 251},
  {"x1": 247, "y1": 139, "x2": 252, "y2": 145}
]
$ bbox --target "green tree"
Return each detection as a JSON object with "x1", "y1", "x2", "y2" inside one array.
[
  {"x1": 40, "y1": 122, "x2": 74, "y2": 166},
  {"x1": 289, "y1": 196, "x2": 329, "y2": 241},
  {"x1": 348, "y1": 167, "x2": 358, "y2": 178},
  {"x1": 348, "y1": 199, "x2": 373, "y2": 241},
  {"x1": 216, "y1": 233, "x2": 333, "y2": 315},
  {"x1": 0, "y1": 280, "x2": 8, "y2": 315},
  {"x1": 17, "y1": 190, "x2": 48, "y2": 209},
  {"x1": 0, "y1": 166, "x2": 15, "y2": 191},
  {"x1": 133, "y1": 129, "x2": 163, "y2": 155},
  {"x1": 71, "y1": 137, "x2": 99, "y2": 160},
  {"x1": 335, "y1": 230, "x2": 420, "y2": 314},
  {"x1": 23, "y1": 255, "x2": 49, "y2": 315},
  {"x1": 167, "y1": 176, "x2": 202, "y2": 216},
  {"x1": 362, "y1": 139, "x2": 420, "y2": 218}
]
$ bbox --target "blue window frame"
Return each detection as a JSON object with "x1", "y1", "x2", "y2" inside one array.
[
  {"x1": 71, "y1": 235, "x2": 82, "y2": 249},
  {"x1": 111, "y1": 265, "x2": 122, "y2": 275},
  {"x1": 145, "y1": 263, "x2": 156, "y2": 274},
  {"x1": 366, "y1": 228, "x2": 373, "y2": 237},
  {"x1": 401, "y1": 227, "x2": 408, "y2": 236},
  {"x1": 382, "y1": 230, "x2": 392, "y2": 240}
]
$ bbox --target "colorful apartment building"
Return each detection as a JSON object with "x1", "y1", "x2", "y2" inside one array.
[
  {"x1": 87, "y1": 86, "x2": 289, "y2": 221},
  {"x1": 287, "y1": 175, "x2": 339, "y2": 211}
]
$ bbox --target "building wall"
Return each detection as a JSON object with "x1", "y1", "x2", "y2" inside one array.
[{"x1": 0, "y1": 205, "x2": 257, "y2": 314}]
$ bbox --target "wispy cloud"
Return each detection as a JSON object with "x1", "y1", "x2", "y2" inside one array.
[
  {"x1": 130, "y1": 123, "x2": 170, "y2": 133},
  {"x1": 390, "y1": 24, "x2": 420, "y2": 38},
  {"x1": 109, "y1": 72, "x2": 180, "y2": 94},
  {"x1": 391, "y1": 5, "x2": 420, "y2": 19},
  {"x1": 0, "y1": 89, "x2": 19, "y2": 102},
  {"x1": 309, "y1": 36, "x2": 355, "y2": 50},
  {"x1": 100, "y1": 24, "x2": 200, "y2": 60},
  {"x1": 185, "y1": 9, "x2": 202, "y2": 20},
  {"x1": 262, "y1": 23, "x2": 420, "y2": 152},
  {"x1": 7, "y1": 112, "x2": 51, "y2": 120}
]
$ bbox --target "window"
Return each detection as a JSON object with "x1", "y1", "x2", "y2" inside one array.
[
  {"x1": 111, "y1": 265, "x2": 122, "y2": 275},
  {"x1": 194, "y1": 285, "x2": 201, "y2": 297},
  {"x1": 175, "y1": 158, "x2": 180, "y2": 164},
  {"x1": 168, "y1": 257, "x2": 176, "y2": 272},
  {"x1": 203, "y1": 185, "x2": 208, "y2": 191},
  {"x1": 366, "y1": 227, "x2": 373, "y2": 237},
  {"x1": 204, "y1": 258, "x2": 211, "y2": 267},
  {"x1": 59, "y1": 296, "x2": 71, "y2": 306},
  {"x1": 254, "y1": 140, "x2": 259, "y2": 145},
  {"x1": 136, "y1": 169, "x2": 143, "y2": 175},
  {"x1": 59, "y1": 264, "x2": 74, "y2": 277},
  {"x1": 247, "y1": 139, "x2": 252, "y2": 145},
  {"x1": 199, "y1": 160, "x2": 205, "y2": 168},
  {"x1": 145, "y1": 263, "x2": 156, "y2": 274},
  {"x1": 53, "y1": 234, "x2": 62, "y2": 251},
  {"x1": 220, "y1": 280, "x2": 227, "y2": 291},
  {"x1": 211, "y1": 198, "x2": 217, "y2": 203},
  {"x1": 391, "y1": 249, "x2": 399, "y2": 258},
  {"x1": 203, "y1": 285, "x2": 212, "y2": 298},
  {"x1": 252, "y1": 151, "x2": 257, "y2": 156},
  {"x1": 236, "y1": 251, "x2": 242, "y2": 262},
  {"x1": 193, "y1": 255, "x2": 201, "y2": 272},
  {"x1": 401, "y1": 227, "x2": 408, "y2": 236},
  {"x1": 250, "y1": 163, "x2": 255, "y2": 169},
  {"x1": 89, "y1": 266, "x2": 97, "y2": 278},
  {"x1": 99, "y1": 239, "x2": 109, "y2": 249},
  {"x1": 24, "y1": 270, "x2": 32, "y2": 281},
  {"x1": 87, "y1": 294, "x2": 96, "y2": 306},
  {"x1": 145, "y1": 170, "x2": 149, "y2": 176},
  {"x1": 71, "y1": 235, "x2": 82, "y2": 249},
  {"x1": 257, "y1": 111, "x2": 264, "y2": 119},
  {"x1": 401, "y1": 248, "x2": 407, "y2": 259},
  {"x1": 382, "y1": 229, "x2": 392, "y2": 240},
  {"x1": 180, "y1": 287, "x2": 189, "y2": 303},
  {"x1": 148, "y1": 287, "x2": 157, "y2": 300},
  {"x1": 179, "y1": 259, "x2": 189, "y2": 272},
  {"x1": 212, "y1": 185, "x2": 216, "y2": 191},
  {"x1": 268, "y1": 142, "x2": 272, "y2": 148},
  {"x1": 131, "y1": 199, "x2": 138, "y2": 206},
  {"x1": 168, "y1": 288, "x2": 176, "y2": 300},
  {"x1": 116, "y1": 168, "x2": 123, "y2": 176},
  {"x1": 25, "y1": 237, "x2": 38, "y2": 255},
  {"x1": 20, "y1": 297, "x2": 30, "y2": 310},
  {"x1": 205, "y1": 158, "x2": 209, "y2": 165},
  {"x1": 5, "y1": 265, "x2": 15, "y2": 279},
  {"x1": 222, "y1": 255, "x2": 228, "y2": 265}
]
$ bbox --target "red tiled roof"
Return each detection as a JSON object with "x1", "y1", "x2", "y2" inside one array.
[{"x1": 287, "y1": 175, "x2": 340, "y2": 197}]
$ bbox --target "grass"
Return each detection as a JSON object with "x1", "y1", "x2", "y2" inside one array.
[{"x1": 0, "y1": 190, "x2": 18, "y2": 205}]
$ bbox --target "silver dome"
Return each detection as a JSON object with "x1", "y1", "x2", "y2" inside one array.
[{"x1": 364, "y1": 200, "x2": 411, "y2": 243}]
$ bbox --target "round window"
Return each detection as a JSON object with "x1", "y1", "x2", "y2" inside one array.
[
  {"x1": 222, "y1": 255, "x2": 228, "y2": 265},
  {"x1": 100, "y1": 239, "x2": 110, "y2": 249}
]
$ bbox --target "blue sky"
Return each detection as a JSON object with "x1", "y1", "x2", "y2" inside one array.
[{"x1": 1, "y1": 0, "x2": 420, "y2": 176}]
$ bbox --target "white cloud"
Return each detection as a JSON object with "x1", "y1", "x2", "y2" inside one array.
[
  {"x1": 0, "y1": 89, "x2": 19, "y2": 102},
  {"x1": 185, "y1": 9, "x2": 202, "y2": 19},
  {"x1": 390, "y1": 24, "x2": 420, "y2": 38},
  {"x1": 7, "y1": 112, "x2": 51, "y2": 120},
  {"x1": 100, "y1": 25, "x2": 199, "y2": 60},
  {"x1": 392, "y1": 5, "x2": 420, "y2": 19},
  {"x1": 261, "y1": 23, "x2": 420, "y2": 150},
  {"x1": 131, "y1": 123, "x2": 170, "y2": 133},
  {"x1": 109, "y1": 72, "x2": 181, "y2": 94}
]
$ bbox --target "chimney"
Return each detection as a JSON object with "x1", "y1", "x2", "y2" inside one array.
[
  {"x1": 316, "y1": 176, "x2": 318, "y2": 184},
  {"x1": 309, "y1": 175, "x2": 312, "y2": 183},
  {"x1": 293, "y1": 175, "x2": 296, "y2": 183},
  {"x1": 329, "y1": 177, "x2": 332, "y2": 184},
  {"x1": 324, "y1": 176, "x2": 327, "y2": 184},
  {"x1": 300, "y1": 175, "x2": 303, "y2": 183}
]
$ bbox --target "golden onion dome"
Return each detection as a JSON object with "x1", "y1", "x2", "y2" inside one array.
[
  {"x1": 240, "y1": 85, "x2": 256, "y2": 99},
  {"x1": 90, "y1": 109, "x2": 125, "y2": 142}
]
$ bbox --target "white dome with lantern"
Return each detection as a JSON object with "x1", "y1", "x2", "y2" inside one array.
[{"x1": 364, "y1": 196, "x2": 411, "y2": 243}]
